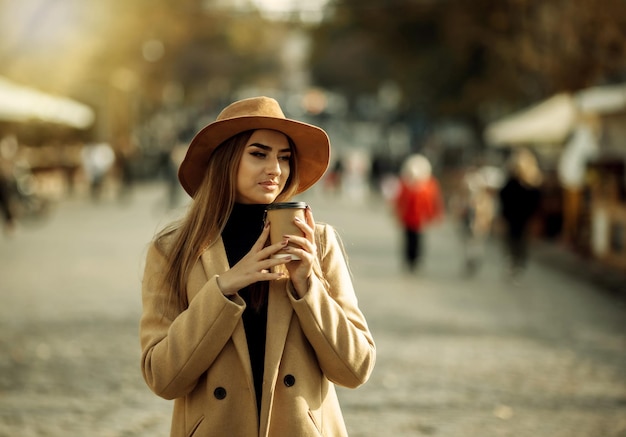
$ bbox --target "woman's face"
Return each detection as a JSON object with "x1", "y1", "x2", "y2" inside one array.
[{"x1": 235, "y1": 129, "x2": 292, "y2": 204}]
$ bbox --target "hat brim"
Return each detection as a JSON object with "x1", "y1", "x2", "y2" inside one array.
[{"x1": 178, "y1": 116, "x2": 330, "y2": 197}]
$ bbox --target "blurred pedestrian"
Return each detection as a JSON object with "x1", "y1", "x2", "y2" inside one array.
[
  {"x1": 454, "y1": 166, "x2": 502, "y2": 276},
  {"x1": 81, "y1": 142, "x2": 115, "y2": 201},
  {"x1": 113, "y1": 134, "x2": 137, "y2": 204},
  {"x1": 498, "y1": 148, "x2": 543, "y2": 279},
  {"x1": 324, "y1": 156, "x2": 344, "y2": 195},
  {"x1": 0, "y1": 135, "x2": 17, "y2": 235},
  {"x1": 557, "y1": 115, "x2": 600, "y2": 245},
  {"x1": 165, "y1": 142, "x2": 188, "y2": 209},
  {"x1": 139, "y1": 96, "x2": 375, "y2": 437},
  {"x1": 393, "y1": 153, "x2": 444, "y2": 272},
  {"x1": 343, "y1": 149, "x2": 370, "y2": 203}
]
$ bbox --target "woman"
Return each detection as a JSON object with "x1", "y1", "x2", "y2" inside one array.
[{"x1": 140, "y1": 96, "x2": 376, "y2": 437}]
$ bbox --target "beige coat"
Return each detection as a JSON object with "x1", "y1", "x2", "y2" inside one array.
[{"x1": 140, "y1": 223, "x2": 376, "y2": 437}]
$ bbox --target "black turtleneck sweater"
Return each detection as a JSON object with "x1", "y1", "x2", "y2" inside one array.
[{"x1": 221, "y1": 203, "x2": 268, "y2": 415}]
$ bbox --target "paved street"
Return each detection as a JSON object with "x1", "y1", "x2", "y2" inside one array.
[{"x1": 1, "y1": 183, "x2": 625, "y2": 437}]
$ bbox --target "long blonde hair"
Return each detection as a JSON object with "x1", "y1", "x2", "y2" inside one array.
[
  {"x1": 509, "y1": 148, "x2": 543, "y2": 188},
  {"x1": 155, "y1": 130, "x2": 300, "y2": 312}
]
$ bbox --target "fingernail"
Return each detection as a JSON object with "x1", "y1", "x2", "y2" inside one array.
[
  {"x1": 264, "y1": 221, "x2": 270, "y2": 229},
  {"x1": 294, "y1": 217, "x2": 302, "y2": 222}
]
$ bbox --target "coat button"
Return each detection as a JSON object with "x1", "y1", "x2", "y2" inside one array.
[
  {"x1": 283, "y1": 375, "x2": 296, "y2": 387},
  {"x1": 214, "y1": 387, "x2": 227, "y2": 400}
]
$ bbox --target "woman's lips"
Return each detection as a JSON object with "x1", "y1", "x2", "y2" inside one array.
[{"x1": 260, "y1": 181, "x2": 279, "y2": 190}]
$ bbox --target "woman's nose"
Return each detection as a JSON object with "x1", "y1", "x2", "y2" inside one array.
[{"x1": 266, "y1": 157, "x2": 281, "y2": 175}]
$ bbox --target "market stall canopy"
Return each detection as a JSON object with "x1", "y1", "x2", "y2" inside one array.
[
  {"x1": 0, "y1": 76, "x2": 95, "y2": 129},
  {"x1": 484, "y1": 84, "x2": 626, "y2": 148},
  {"x1": 576, "y1": 83, "x2": 626, "y2": 114},
  {"x1": 484, "y1": 93, "x2": 577, "y2": 147}
]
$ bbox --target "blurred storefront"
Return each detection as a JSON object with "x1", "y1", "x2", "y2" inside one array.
[
  {"x1": 484, "y1": 84, "x2": 626, "y2": 271},
  {"x1": 0, "y1": 76, "x2": 96, "y2": 200}
]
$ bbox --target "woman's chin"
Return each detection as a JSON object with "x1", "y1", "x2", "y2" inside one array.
[{"x1": 237, "y1": 193, "x2": 279, "y2": 205}]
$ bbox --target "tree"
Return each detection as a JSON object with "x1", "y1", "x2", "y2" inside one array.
[{"x1": 310, "y1": 0, "x2": 626, "y2": 125}]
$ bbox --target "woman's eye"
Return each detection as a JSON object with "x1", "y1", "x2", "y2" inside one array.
[
  {"x1": 251, "y1": 151, "x2": 266, "y2": 158},
  {"x1": 279, "y1": 155, "x2": 291, "y2": 161}
]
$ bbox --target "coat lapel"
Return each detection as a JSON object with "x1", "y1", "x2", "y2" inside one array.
[
  {"x1": 199, "y1": 238, "x2": 255, "y2": 402},
  {"x1": 265, "y1": 278, "x2": 294, "y2": 374},
  {"x1": 199, "y1": 242, "x2": 295, "y2": 434}
]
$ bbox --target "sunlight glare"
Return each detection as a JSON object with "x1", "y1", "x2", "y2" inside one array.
[{"x1": 251, "y1": 0, "x2": 330, "y2": 23}]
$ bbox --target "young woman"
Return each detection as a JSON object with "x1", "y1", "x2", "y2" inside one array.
[{"x1": 139, "y1": 96, "x2": 376, "y2": 437}]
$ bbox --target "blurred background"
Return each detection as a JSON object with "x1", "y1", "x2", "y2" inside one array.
[
  {"x1": 1, "y1": 1, "x2": 626, "y2": 436},
  {"x1": 1, "y1": 0, "x2": 625, "y2": 266}
]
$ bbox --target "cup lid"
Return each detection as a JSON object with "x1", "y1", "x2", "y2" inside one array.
[{"x1": 265, "y1": 201, "x2": 308, "y2": 210}]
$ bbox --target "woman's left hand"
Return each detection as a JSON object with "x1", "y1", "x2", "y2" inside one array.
[{"x1": 283, "y1": 206, "x2": 316, "y2": 297}]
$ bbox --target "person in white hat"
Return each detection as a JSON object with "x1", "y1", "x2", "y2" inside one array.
[{"x1": 139, "y1": 96, "x2": 375, "y2": 437}]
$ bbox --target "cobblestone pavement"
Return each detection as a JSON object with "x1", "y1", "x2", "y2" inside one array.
[{"x1": 1, "y1": 183, "x2": 625, "y2": 437}]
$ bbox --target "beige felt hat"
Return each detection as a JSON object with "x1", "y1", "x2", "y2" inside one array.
[{"x1": 178, "y1": 96, "x2": 331, "y2": 197}]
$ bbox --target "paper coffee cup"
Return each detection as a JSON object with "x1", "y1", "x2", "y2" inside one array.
[{"x1": 265, "y1": 201, "x2": 307, "y2": 259}]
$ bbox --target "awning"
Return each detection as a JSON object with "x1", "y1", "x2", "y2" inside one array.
[
  {"x1": 0, "y1": 76, "x2": 95, "y2": 129},
  {"x1": 576, "y1": 84, "x2": 626, "y2": 114},
  {"x1": 484, "y1": 93, "x2": 577, "y2": 147},
  {"x1": 484, "y1": 84, "x2": 626, "y2": 148}
]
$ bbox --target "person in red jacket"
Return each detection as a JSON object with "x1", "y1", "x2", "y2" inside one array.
[{"x1": 394, "y1": 154, "x2": 444, "y2": 272}]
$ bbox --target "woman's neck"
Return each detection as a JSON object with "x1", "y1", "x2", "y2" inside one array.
[{"x1": 221, "y1": 203, "x2": 268, "y2": 266}]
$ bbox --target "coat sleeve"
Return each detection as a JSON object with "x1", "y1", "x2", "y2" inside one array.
[
  {"x1": 139, "y1": 242, "x2": 245, "y2": 400},
  {"x1": 288, "y1": 223, "x2": 376, "y2": 389}
]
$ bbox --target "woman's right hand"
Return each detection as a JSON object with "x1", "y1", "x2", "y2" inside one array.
[{"x1": 216, "y1": 222, "x2": 292, "y2": 296}]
